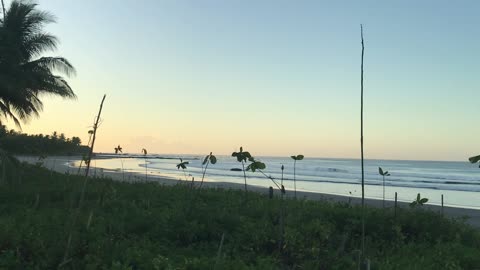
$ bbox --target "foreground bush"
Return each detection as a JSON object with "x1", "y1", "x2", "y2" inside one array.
[{"x1": 0, "y1": 164, "x2": 479, "y2": 269}]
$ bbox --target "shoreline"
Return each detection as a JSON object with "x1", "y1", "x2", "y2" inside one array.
[{"x1": 16, "y1": 155, "x2": 480, "y2": 228}]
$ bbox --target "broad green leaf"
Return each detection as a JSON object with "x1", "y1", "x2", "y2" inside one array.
[
  {"x1": 417, "y1": 193, "x2": 421, "y2": 202},
  {"x1": 296, "y1": 155, "x2": 304, "y2": 160},
  {"x1": 378, "y1": 167, "x2": 384, "y2": 175},
  {"x1": 231, "y1": 168, "x2": 242, "y2": 171},
  {"x1": 240, "y1": 146, "x2": 243, "y2": 152},
  {"x1": 256, "y1": 162, "x2": 266, "y2": 170},
  {"x1": 290, "y1": 155, "x2": 296, "y2": 160},
  {"x1": 244, "y1": 152, "x2": 251, "y2": 159},
  {"x1": 210, "y1": 155, "x2": 217, "y2": 164},
  {"x1": 419, "y1": 198, "x2": 428, "y2": 204},
  {"x1": 469, "y1": 155, "x2": 480, "y2": 163}
]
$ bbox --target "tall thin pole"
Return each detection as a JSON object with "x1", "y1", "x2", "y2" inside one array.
[
  {"x1": 84, "y1": 94, "x2": 106, "y2": 178},
  {"x1": 360, "y1": 24, "x2": 366, "y2": 260}
]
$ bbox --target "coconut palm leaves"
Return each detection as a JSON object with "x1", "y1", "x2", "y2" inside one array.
[
  {"x1": 199, "y1": 152, "x2": 217, "y2": 188},
  {"x1": 290, "y1": 154, "x2": 304, "y2": 198},
  {"x1": 378, "y1": 167, "x2": 390, "y2": 208},
  {"x1": 114, "y1": 145, "x2": 123, "y2": 154},
  {"x1": 0, "y1": 1, "x2": 76, "y2": 126}
]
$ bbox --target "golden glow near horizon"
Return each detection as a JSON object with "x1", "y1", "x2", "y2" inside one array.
[{"x1": 11, "y1": 0, "x2": 480, "y2": 161}]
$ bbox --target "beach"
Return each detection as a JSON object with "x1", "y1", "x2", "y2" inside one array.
[{"x1": 17, "y1": 155, "x2": 480, "y2": 228}]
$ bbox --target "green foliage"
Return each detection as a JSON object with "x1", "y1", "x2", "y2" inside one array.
[
  {"x1": 202, "y1": 152, "x2": 217, "y2": 165},
  {"x1": 0, "y1": 126, "x2": 88, "y2": 155},
  {"x1": 410, "y1": 193, "x2": 429, "y2": 208},
  {"x1": 246, "y1": 158, "x2": 266, "y2": 172},
  {"x1": 231, "y1": 147, "x2": 251, "y2": 163},
  {"x1": 378, "y1": 167, "x2": 390, "y2": 176},
  {"x1": 0, "y1": 164, "x2": 478, "y2": 269},
  {"x1": 290, "y1": 155, "x2": 304, "y2": 161},
  {"x1": 0, "y1": 1, "x2": 76, "y2": 126},
  {"x1": 468, "y1": 155, "x2": 480, "y2": 167}
]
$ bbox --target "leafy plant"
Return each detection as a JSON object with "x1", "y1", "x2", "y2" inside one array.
[
  {"x1": 199, "y1": 152, "x2": 217, "y2": 188},
  {"x1": 410, "y1": 193, "x2": 428, "y2": 208},
  {"x1": 378, "y1": 167, "x2": 390, "y2": 208},
  {"x1": 468, "y1": 155, "x2": 480, "y2": 167},
  {"x1": 290, "y1": 154, "x2": 304, "y2": 198},
  {"x1": 176, "y1": 158, "x2": 190, "y2": 182},
  {"x1": 0, "y1": 1, "x2": 76, "y2": 127},
  {"x1": 231, "y1": 147, "x2": 252, "y2": 194}
]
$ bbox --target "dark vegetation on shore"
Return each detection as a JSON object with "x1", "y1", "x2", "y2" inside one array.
[
  {"x1": 0, "y1": 164, "x2": 479, "y2": 269},
  {"x1": 0, "y1": 126, "x2": 88, "y2": 156}
]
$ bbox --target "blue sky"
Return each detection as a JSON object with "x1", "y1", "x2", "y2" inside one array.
[{"x1": 14, "y1": 0, "x2": 480, "y2": 160}]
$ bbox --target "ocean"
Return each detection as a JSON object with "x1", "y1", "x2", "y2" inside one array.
[{"x1": 87, "y1": 154, "x2": 480, "y2": 209}]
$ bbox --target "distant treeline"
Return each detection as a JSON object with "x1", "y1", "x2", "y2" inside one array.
[{"x1": 0, "y1": 126, "x2": 89, "y2": 155}]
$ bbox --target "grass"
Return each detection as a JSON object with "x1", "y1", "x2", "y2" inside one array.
[{"x1": 0, "y1": 164, "x2": 479, "y2": 269}]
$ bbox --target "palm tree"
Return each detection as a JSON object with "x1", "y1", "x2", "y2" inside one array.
[{"x1": 0, "y1": 1, "x2": 76, "y2": 127}]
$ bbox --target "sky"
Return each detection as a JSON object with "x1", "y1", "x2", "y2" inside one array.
[{"x1": 7, "y1": 0, "x2": 480, "y2": 161}]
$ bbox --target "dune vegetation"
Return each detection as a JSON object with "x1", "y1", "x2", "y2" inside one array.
[{"x1": 0, "y1": 164, "x2": 479, "y2": 269}]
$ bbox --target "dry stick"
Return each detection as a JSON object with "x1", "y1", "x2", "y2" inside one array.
[
  {"x1": 242, "y1": 161, "x2": 247, "y2": 201},
  {"x1": 293, "y1": 159, "x2": 297, "y2": 198},
  {"x1": 199, "y1": 160, "x2": 210, "y2": 189},
  {"x1": 360, "y1": 24, "x2": 366, "y2": 261},
  {"x1": 441, "y1": 194, "x2": 444, "y2": 216},
  {"x1": 61, "y1": 95, "x2": 106, "y2": 267},
  {"x1": 394, "y1": 192, "x2": 398, "y2": 219}
]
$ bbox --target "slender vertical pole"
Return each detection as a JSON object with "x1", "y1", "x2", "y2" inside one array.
[
  {"x1": 293, "y1": 160, "x2": 297, "y2": 198},
  {"x1": 382, "y1": 175, "x2": 385, "y2": 208},
  {"x1": 441, "y1": 194, "x2": 444, "y2": 216},
  {"x1": 394, "y1": 192, "x2": 398, "y2": 218},
  {"x1": 360, "y1": 24, "x2": 366, "y2": 260}
]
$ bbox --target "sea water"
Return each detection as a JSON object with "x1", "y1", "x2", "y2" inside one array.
[{"x1": 89, "y1": 154, "x2": 480, "y2": 209}]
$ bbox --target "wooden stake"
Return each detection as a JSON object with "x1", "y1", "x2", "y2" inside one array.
[
  {"x1": 441, "y1": 194, "x2": 444, "y2": 216},
  {"x1": 360, "y1": 24, "x2": 366, "y2": 259},
  {"x1": 394, "y1": 192, "x2": 398, "y2": 218}
]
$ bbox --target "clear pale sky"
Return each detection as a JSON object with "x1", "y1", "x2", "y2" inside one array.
[{"x1": 10, "y1": 0, "x2": 480, "y2": 161}]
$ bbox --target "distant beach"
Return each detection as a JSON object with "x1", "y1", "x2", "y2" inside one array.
[{"x1": 17, "y1": 155, "x2": 480, "y2": 228}]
